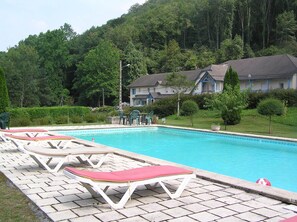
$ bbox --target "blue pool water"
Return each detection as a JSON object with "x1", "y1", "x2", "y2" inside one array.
[{"x1": 58, "y1": 127, "x2": 297, "y2": 192}]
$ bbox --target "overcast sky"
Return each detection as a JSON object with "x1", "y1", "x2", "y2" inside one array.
[{"x1": 0, "y1": 0, "x2": 147, "y2": 51}]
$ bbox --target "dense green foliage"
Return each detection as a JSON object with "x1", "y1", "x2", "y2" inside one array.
[
  {"x1": 0, "y1": 67, "x2": 9, "y2": 112},
  {"x1": 74, "y1": 40, "x2": 120, "y2": 106},
  {"x1": 1, "y1": 0, "x2": 297, "y2": 107},
  {"x1": 223, "y1": 67, "x2": 240, "y2": 91},
  {"x1": 247, "y1": 89, "x2": 297, "y2": 108},
  {"x1": 9, "y1": 106, "x2": 91, "y2": 126},
  {"x1": 181, "y1": 100, "x2": 198, "y2": 126},
  {"x1": 181, "y1": 100, "x2": 199, "y2": 116},
  {"x1": 148, "y1": 88, "x2": 296, "y2": 118},
  {"x1": 257, "y1": 98, "x2": 285, "y2": 133},
  {"x1": 206, "y1": 86, "x2": 247, "y2": 125},
  {"x1": 208, "y1": 67, "x2": 246, "y2": 125},
  {"x1": 165, "y1": 72, "x2": 194, "y2": 116}
]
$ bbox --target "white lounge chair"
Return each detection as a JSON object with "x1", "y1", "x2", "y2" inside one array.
[
  {"x1": 4, "y1": 134, "x2": 74, "y2": 149},
  {"x1": 18, "y1": 145, "x2": 113, "y2": 173},
  {"x1": 64, "y1": 165, "x2": 195, "y2": 209},
  {"x1": 0, "y1": 128, "x2": 48, "y2": 142}
]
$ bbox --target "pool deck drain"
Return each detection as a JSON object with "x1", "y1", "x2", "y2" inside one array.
[{"x1": 0, "y1": 125, "x2": 297, "y2": 222}]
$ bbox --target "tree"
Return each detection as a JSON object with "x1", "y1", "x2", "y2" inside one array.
[
  {"x1": 223, "y1": 66, "x2": 240, "y2": 92},
  {"x1": 257, "y1": 98, "x2": 285, "y2": 134},
  {"x1": 4, "y1": 44, "x2": 40, "y2": 107},
  {"x1": 182, "y1": 50, "x2": 198, "y2": 70},
  {"x1": 165, "y1": 72, "x2": 194, "y2": 116},
  {"x1": 195, "y1": 46, "x2": 216, "y2": 68},
  {"x1": 123, "y1": 42, "x2": 147, "y2": 101},
  {"x1": 181, "y1": 100, "x2": 198, "y2": 126},
  {"x1": 24, "y1": 27, "x2": 71, "y2": 106},
  {"x1": 218, "y1": 35, "x2": 243, "y2": 62},
  {"x1": 74, "y1": 40, "x2": 120, "y2": 106},
  {"x1": 160, "y1": 40, "x2": 183, "y2": 72},
  {"x1": 276, "y1": 11, "x2": 297, "y2": 44},
  {"x1": 0, "y1": 67, "x2": 9, "y2": 112},
  {"x1": 206, "y1": 85, "x2": 247, "y2": 126}
]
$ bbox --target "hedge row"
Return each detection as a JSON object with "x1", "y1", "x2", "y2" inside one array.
[
  {"x1": 247, "y1": 89, "x2": 297, "y2": 108},
  {"x1": 8, "y1": 106, "x2": 94, "y2": 127},
  {"x1": 10, "y1": 106, "x2": 91, "y2": 119},
  {"x1": 149, "y1": 89, "x2": 297, "y2": 117}
]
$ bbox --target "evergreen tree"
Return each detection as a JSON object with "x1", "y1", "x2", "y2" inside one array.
[
  {"x1": 223, "y1": 66, "x2": 240, "y2": 92},
  {"x1": 0, "y1": 67, "x2": 10, "y2": 112}
]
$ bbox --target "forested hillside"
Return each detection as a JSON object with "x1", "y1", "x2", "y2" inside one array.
[{"x1": 1, "y1": 0, "x2": 297, "y2": 107}]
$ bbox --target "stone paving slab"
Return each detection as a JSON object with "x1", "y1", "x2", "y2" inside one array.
[{"x1": 0, "y1": 127, "x2": 297, "y2": 222}]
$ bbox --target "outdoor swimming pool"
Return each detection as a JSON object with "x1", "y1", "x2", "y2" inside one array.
[{"x1": 58, "y1": 127, "x2": 297, "y2": 193}]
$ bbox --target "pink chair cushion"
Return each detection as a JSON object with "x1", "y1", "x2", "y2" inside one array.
[
  {"x1": 65, "y1": 165, "x2": 193, "y2": 182},
  {"x1": 281, "y1": 215, "x2": 297, "y2": 222},
  {"x1": 1, "y1": 128, "x2": 48, "y2": 133},
  {"x1": 5, "y1": 134, "x2": 73, "y2": 141}
]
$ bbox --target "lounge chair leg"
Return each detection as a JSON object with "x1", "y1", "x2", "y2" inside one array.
[
  {"x1": 30, "y1": 155, "x2": 66, "y2": 173},
  {"x1": 47, "y1": 140, "x2": 72, "y2": 149},
  {"x1": 46, "y1": 158, "x2": 53, "y2": 165},
  {"x1": 83, "y1": 154, "x2": 110, "y2": 168},
  {"x1": 84, "y1": 182, "x2": 138, "y2": 209},
  {"x1": 82, "y1": 183, "x2": 102, "y2": 198},
  {"x1": 159, "y1": 176, "x2": 192, "y2": 199}
]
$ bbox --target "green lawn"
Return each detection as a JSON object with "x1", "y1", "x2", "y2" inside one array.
[
  {"x1": 164, "y1": 107, "x2": 297, "y2": 139},
  {"x1": 0, "y1": 173, "x2": 40, "y2": 222}
]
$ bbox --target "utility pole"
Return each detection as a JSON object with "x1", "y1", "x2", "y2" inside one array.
[
  {"x1": 119, "y1": 60, "x2": 122, "y2": 110},
  {"x1": 119, "y1": 60, "x2": 130, "y2": 110}
]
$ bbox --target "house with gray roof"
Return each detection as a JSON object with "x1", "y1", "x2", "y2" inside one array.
[
  {"x1": 128, "y1": 69, "x2": 200, "y2": 106},
  {"x1": 128, "y1": 54, "x2": 297, "y2": 106}
]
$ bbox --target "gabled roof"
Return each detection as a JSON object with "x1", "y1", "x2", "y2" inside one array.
[
  {"x1": 200, "y1": 64, "x2": 229, "y2": 81},
  {"x1": 224, "y1": 54, "x2": 297, "y2": 80},
  {"x1": 128, "y1": 69, "x2": 200, "y2": 88}
]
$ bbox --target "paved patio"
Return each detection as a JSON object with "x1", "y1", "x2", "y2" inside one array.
[{"x1": 0, "y1": 127, "x2": 297, "y2": 222}]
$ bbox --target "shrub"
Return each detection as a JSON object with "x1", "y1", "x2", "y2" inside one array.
[
  {"x1": 181, "y1": 100, "x2": 199, "y2": 116},
  {"x1": 70, "y1": 116, "x2": 83, "y2": 124},
  {"x1": 206, "y1": 86, "x2": 247, "y2": 126},
  {"x1": 10, "y1": 117, "x2": 31, "y2": 127},
  {"x1": 181, "y1": 100, "x2": 199, "y2": 126},
  {"x1": 55, "y1": 116, "x2": 69, "y2": 124},
  {"x1": 247, "y1": 91, "x2": 268, "y2": 109},
  {"x1": 247, "y1": 89, "x2": 297, "y2": 108},
  {"x1": 32, "y1": 116, "x2": 53, "y2": 126},
  {"x1": 270, "y1": 89, "x2": 297, "y2": 107},
  {"x1": 149, "y1": 96, "x2": 177, "y2": 118},
  {"x1": 9, "y1": 109, "x2": 30, "y2": 119},
  {"x1": 97, "y1": 113, "x2": 108, "y2": 122},
  {"x1": 8, "y1": 106, "x2": 91, "y2": 124},
  {"x1": 25, "y1": 107, "x2": 50, "y2": 120},
  {"x1": 257, "y1": 98, "x2": 285, "y2": 134},
  {"x1": 192, "y1": 94, "x2": 212, "y2": 109},
  {"x1": 84, "y1": 113, "x2": 98, "y2": 123}
]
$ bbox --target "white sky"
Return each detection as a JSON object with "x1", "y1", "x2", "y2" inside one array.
[{"x1": 0, "y1": 0, "x2": 147, "y2": 51}]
